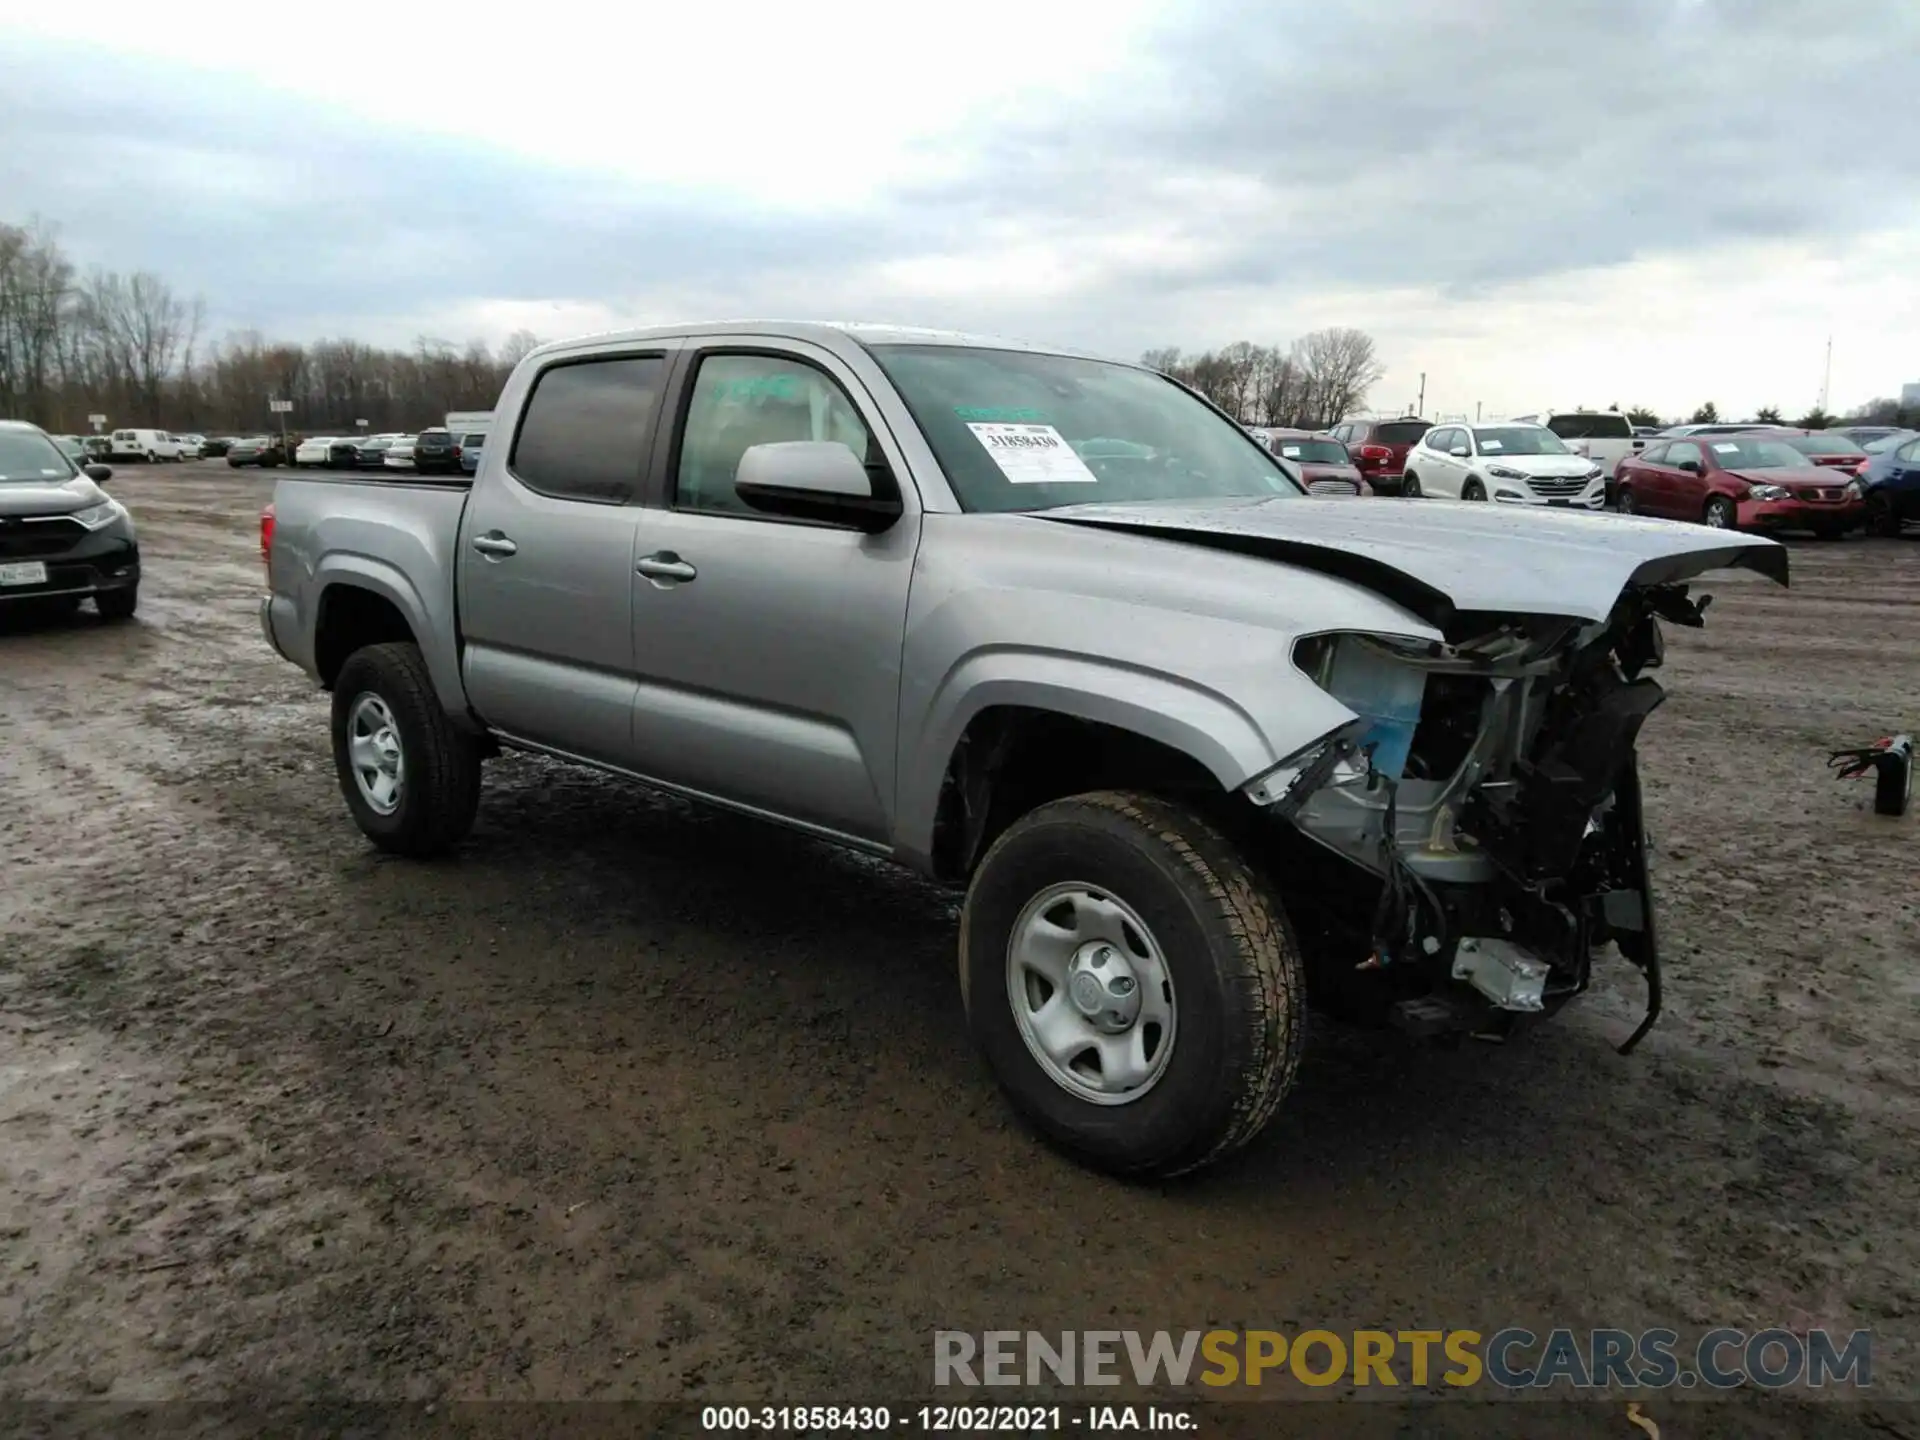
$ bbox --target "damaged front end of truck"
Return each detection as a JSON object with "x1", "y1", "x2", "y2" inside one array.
[{"x1": 1248, "y1": 581, "x2": 1735, "y2": 1051}]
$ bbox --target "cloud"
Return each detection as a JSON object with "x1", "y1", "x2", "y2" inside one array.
[{"x1": 2, "y1": 0, "x2": 1917, "y2": 416}]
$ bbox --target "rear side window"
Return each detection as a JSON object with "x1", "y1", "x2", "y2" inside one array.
[
  {"x1": 510, "y1": 354, "x2": 667, "y2": 503},
  {"x1": 462, "y1": 433, "x2": 487, "y2": 447},
  {"x1": 1547, "y1": 413, "x2": 1632, "y2": 440},
  {"x1": 1375, "y1": 421, "x2": 1430, "y2": 444}
]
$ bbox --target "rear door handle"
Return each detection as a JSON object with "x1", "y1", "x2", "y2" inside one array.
[
  {"x1": 636, "y1": 551, "x2": 697, "y2": 584},
  {"x1": 471, "y1": 532, "x2": 518, "y2": 558}
]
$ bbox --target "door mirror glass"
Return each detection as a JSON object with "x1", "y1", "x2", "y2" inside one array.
[{"x1": 735, "y1": 441, "x2": 902, "y2": 533}]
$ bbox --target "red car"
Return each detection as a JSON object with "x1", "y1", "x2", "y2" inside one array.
[
  {"x1": 1615, "y1": 433, "x2": 1865, "y2": 536},
  {"x1": 1326, "y1": 417, "x2": 1430, "y2": 496},
  {"x1": 1774, "y1": 430, "x2": 1870, "y2": 476},
  {"x1": 1264, "y1": 429, "x2": 1373, "y2": 495}
]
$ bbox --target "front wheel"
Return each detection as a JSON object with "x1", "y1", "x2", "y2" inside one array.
[
  {"x1": 1703, "y1": 495, "x2": 1738, "y2": 529},
  {"x1": 1617, "y1": 486, "x2": 1637, "y2": 515},
  {"x1": 1866, "y1": 493, "x2": 1901, "y2": 538},
  {"x1": 331, "y1": 642, "x2": 482, "y2": 856},
  {"x1": 1462, "y1": 478, "x2": 1487, "y2": 501},
  {"x1": 959, "y1": 791, "x2": 1305, "y2": 1178},
  {"x1": 95, "y1": 586, "x2": 137, "y2": 621}
]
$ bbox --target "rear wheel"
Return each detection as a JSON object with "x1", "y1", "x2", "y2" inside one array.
[
  {"x1": 1401, "y1": 471, "x2": 1422, "y2": 498},
  {"x1": 1703, "y1": 495, "x2": 1738, "y2": 529},
  {"x1": 331, "y1": 642, "x2": 483, "y2": 857},
  {"x1": 959, "y1": 791, "x2": 1304, "y2": 1178}
]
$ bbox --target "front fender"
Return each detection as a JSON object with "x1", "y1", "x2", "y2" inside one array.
[{"x1": 894, "y1": 648, "x2": 1353, "y2": 871}]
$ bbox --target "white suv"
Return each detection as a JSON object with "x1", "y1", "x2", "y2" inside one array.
[
  {"x1": 1510, "y1": 409, "x2": 1642, "y2": 478},
  {"x1": 108, "y1": 428, "x2": 184, "y2": 463},
  {"x1": 1402, "y1": 423, "x2": 1607, "y2": 508}
]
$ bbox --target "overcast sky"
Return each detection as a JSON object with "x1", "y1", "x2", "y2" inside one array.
[{"x1": 3, "y1": 0, "x2": 1916, "y2": 420}]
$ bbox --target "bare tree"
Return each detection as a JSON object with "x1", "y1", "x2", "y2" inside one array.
[{"x1": 1292, "y1": 327, "x2": 1384, "y2": 428}]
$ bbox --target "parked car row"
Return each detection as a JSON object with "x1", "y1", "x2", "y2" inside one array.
[
  {"x1": 284, "y1": 428, "x2": 480, "y2": 476},
  {"x1": 1244, "y1": 411, "x2": 1908, "y2": 538}
]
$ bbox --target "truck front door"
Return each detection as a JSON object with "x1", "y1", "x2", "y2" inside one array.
[
  {"x1": 622, "y1": 339, "x2": 922, "y2": 847},
  {"x1": 457, "y1": 347, "x2": 676, "y2": 767}
]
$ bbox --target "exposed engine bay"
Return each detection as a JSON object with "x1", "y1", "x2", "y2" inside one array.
[{"x1": 1251, "y1": 582, "x2": 1718, "y2": 1050}]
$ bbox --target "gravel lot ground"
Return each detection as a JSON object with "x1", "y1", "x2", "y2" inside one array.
[{"x1": 2, "y1": 462, "x2": 1916, "y2": 1435}]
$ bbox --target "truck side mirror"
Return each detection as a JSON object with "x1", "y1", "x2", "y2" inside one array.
[{"x1": 735, "y1": 441, "x2": 903, "y2": 534}]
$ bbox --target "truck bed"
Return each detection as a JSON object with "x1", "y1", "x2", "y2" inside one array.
[{"x1": 263, "y1": 473, "x2": 473, "y2": 715}]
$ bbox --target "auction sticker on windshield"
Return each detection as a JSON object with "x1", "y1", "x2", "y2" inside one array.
[{"x1": 968, "y1": 423, "x2": 1099, "y2": 485}]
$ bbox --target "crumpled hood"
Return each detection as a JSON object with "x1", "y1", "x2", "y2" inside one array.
[
  {"x1": 1039, "y1": 495, "x2": 1788, "y2": 629},
  {"x1": 0, "y1": 474, "x2": 101, "y2": 517}
]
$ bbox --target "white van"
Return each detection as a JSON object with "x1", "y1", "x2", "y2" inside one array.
[
  {"x1": 1509, "y1": 409, "x2": 1642, "y2": 477},
  {"x1": 108, "y1": 428, "x2": 184, "y2": 463}
]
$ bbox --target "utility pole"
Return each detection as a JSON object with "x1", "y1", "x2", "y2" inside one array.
[
  {"x1": 1475, "y1": 401, "x2": 1482, "y2": 423},
  {"x1": 1417, "y1": 373, "x2": 1426, "y2": 417},
  {"x1": 1819, "y1": 336, "x2": 1832, "y2": 414}
]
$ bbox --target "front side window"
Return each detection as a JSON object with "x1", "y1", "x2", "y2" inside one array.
[
  {"x1": 510, "y1": 353, "x2": 667, "y2": 504},
  {"x1": 1638, "y1": 443, "x2": 1669, "y2": 465},
  {"x1": 1429, "y1": 428, "x2": 1459, "y2": 453},
  {"x1": 674, "y1": 353, "x2": 872, "y2": 516},
  {"x1": 1469, "y1": 426, "x2": 1569, "y2": 457},
  {"x1": 869, "y1": 344, "x2": 1300, "y2": 513},
  {"x1": 1666, "y1": 443, "x2": 1705, "y2": 470}
]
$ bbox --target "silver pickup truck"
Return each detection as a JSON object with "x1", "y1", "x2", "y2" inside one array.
[{"x1": 261, "y1": 321, "x2": 1787, "y2": 1177}]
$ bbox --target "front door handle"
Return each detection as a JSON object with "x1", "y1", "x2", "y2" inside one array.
[
  {"x1": 471, "y1": 531, "x2": 518, "y2": 558},
  {"x1": 636, "y1": 551, "x2": 697, "y2": 584}
]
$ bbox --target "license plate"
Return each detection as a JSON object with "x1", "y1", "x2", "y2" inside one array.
[
  {"x1": 0, "y1": 561, "x2": 48, "y2": 586},
  {"x1": 1549, "y1": 498, "x2": 1571, "y2": 507}
]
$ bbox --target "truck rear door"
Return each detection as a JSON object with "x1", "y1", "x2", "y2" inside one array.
[{"x1": 456, "y1": 345, "x2": 678, "y2": 768}]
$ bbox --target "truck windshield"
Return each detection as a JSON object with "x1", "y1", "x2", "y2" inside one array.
[
  {"x1": 0, "y1": 430, "x2": 78, "y2": 483},
  {"x1": 868, "y1": 345, "x2": 1303, "y2": 512}
]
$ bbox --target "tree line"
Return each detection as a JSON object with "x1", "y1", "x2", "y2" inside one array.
[
  {"x1": 0, "y1": 220, "x2": 535, "y2": 435},
  {"x1": 9, "y1": 214, "x2": 1906, "y2": 439},
  {"x1": 1139, "y1": 330, "x2": 1387, "y2": 428}
]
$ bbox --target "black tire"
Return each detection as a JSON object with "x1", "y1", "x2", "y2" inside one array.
[
  {"x1": 1876, "y1": 750, "x2": 1912, "y2": 818},
  {"x1": 1402, "y1": 471, "x2": 1422, "y2": 498},
  {"x1": 1866, "y1": 493, "x2": 1901, "y2": 538},
  {"x1": 1617, "y1": 486, "x2": 1637, "y2": 515},
  {"x1": 1462, "y1": 478, "x2": 1487, "y2": 501},
  {"x1": 94, "y1": 586, "x2": 137, "y2": 621},
  {"x1": 958, "y1": 791, "x2": 1305, "y2": 1179},
  {"x1": 1703, "y1": 495, "x2": 1738, "y2": 530},
  {"x1": 330, "y1": 642, "x2": 482, "y2": 857}
]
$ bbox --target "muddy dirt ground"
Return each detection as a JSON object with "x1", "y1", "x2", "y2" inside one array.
[{"x1": 2, "y1": 463, "x2": 1916, "y2": 1435}]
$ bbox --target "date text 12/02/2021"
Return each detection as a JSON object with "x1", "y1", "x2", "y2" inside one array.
[{"x1": 701, "y1": 1406, "x2": 1196, "y2": 1431}]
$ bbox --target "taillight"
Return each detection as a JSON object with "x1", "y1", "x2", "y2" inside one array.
[
  {"x1": 261, "y1": 504, "x2": 275, "y2": 569},
  {"x1": 452, "y1": 445, "x2": 461, "y2": 459},
  {"x1": 1358, "y1": 444, "x2": 1393, "y2": 467}
]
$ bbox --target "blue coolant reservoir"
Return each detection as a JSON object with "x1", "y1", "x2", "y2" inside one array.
[{"x1": 1325, "y1": 640, "x2": 1427, "y2": 780}]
